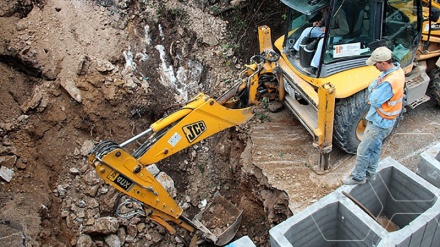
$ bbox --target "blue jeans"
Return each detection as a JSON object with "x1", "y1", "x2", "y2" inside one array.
[
  {"x1": 294, "y1": 27, "x2": 324, "y2": 51},
  {"x1": 294, "y1": 27, "x2": 324, "y2": 68},
  {"x1": 294, "y1": 27, "x2": 342, "y2": 68},
  {"x1": 352, "y1": 122, "x2": 393, "y2": 181}
]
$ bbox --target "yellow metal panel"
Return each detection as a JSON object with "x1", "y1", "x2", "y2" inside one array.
[
  {"x1": 139, "y1": 98, "x2": 253, "y2": 165},
  {"x1": 96, "y1": 149, "x2": 183, "y2": 218},
  {"x1": 423, "y1": 0, "x2": 440, "y2": 9},
  {"x1": 324, "y1": 66, "x2": 378, "y2": 98},
  {"x1": 278, "y1": 73, "x2": 285, "y2": 101},
  {"x1": 317, "y1": 82, "x2": 335, "y2": 148},
  {"x1": 150, "y1": 93, "x2": 207, "y2": 132},
  {"x1": 274, "y1": 35, "x2": 380, "y2": 99},
  {"x1": 421, "y1": 33, "x2": 440, "y2": 43},
  {"x1": 258, "y1": 26, "x2": 273, "y2": 53},
  {"x1": 248, "y1": 74, "x2": 259, "y2": 105}
]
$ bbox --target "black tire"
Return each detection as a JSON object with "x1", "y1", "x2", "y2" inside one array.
[
  {"x1": 333, "y1": 89, "x2": 370, "y2": 154},
  {"x1": 431, "y1": 78, "x2": 440, "y2": 106},
  {"x1": 428, "y1": 67, "x2": 440, "y2": 80}
]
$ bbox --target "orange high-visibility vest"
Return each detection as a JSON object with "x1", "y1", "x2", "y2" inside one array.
[{"x1": 376, "y1": 67, "x2": 405, "y2": 120}]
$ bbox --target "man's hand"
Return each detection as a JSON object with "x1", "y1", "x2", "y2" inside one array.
[
  {"x1": 313, "y1": 21, "x2": 320, "y2": 27},
  {"x1": 368, "y1": 80, "x2": 378, "y2": 93},
  {"x1": 321, "y1": 27, "x2": 326, "y2": 32}
]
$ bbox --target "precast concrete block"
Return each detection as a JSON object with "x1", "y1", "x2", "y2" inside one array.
[
  {"x1": 430, "y1": 213, "x2": 440, "y2": 247},
  {"x1": 417, "y1": 142, "x2": 440, "y2": 188},
  {"x1": 418, "y1": 215, "x2": 440, "y2": 247},
  {"x1": 269, "y1": 187, "x2": 383, "y2": 247},
  {"x1": 270, "y1": 156, "x2": 440, "y2": 247},
  {"x1": 347, "y1": 157, "x2": 440, "y2": 247},
  {"x1": 225, "y1": 236, "x2": 256, "y2": 247}
]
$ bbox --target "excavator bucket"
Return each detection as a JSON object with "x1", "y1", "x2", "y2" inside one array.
[{"x1": 192, "y1": 193, "x2": 243, "y2": 246}]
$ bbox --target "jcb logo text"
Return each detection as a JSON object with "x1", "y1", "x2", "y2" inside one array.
[{"x1": 183, "y1": 121, "x2": 206, "y2": 143}]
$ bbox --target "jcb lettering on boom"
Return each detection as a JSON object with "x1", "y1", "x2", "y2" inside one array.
[
  {"x1": 183, "y1": 121, "x2": 206, "y2": 143},
  {"x1": 107, "y1": 171, "x2": 134, "y2": 191}
]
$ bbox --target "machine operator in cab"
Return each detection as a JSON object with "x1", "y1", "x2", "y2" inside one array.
[{"x1": 292, "y1": 1, "x2": 349, "y2": 74}]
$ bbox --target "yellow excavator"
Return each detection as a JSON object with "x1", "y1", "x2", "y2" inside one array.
[
  {"x1": 88, "y1": 0, "x2": 440, "y2": 245},
  {"x1": 230, "y1": 0, "x2": 440, "y2": 170}
]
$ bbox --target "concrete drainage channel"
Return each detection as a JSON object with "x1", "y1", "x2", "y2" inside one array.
[{"x1": 227, "y1": 143, "x2": 440, "y2": 247}]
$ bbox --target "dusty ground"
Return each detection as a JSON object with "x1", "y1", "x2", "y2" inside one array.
[
  {"x1": 0, "y1": 0, "x2": 439, "y2": 247},
  {"x1": 248, "y1": 99, "x2": 440, "y2": 215},
  {"x1": 0, "y1": 0, "x2": 288, "y2": 246}
]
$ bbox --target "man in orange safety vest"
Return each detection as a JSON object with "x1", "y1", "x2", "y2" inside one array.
[{"x1": 342, "y1": 46, "x2": 405, "y2": 185}]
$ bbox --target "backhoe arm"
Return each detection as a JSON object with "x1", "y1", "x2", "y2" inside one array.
[
  {"x1": 88, "y1": 92, "x2": 253, "y2": 245},
  {"x1": 136, "y1": 93, "x2": 253, "y2": 164}
]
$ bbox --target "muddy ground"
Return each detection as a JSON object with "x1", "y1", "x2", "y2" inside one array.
[{"x1": 0, "y1": 0, "x2": 439, "y2": 247}]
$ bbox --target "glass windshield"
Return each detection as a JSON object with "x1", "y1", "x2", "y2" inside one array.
[
  {"x1": 281, "y1": 0, "x2": 420, "y2": 75},
  {"x1": 283, "y1": 6, "x2": 326, "y2": 47},
  {"x1": 382, "y1": 0, "x2": 419, "y2": 67},
  {"x1": 323, "y1": 0, "x2": 374, "y2": 64},
  {"x1": 282, "y1": 0, "x2": 371, "y2": 67},
  {"x1": 324, "y1": 0, "x2": 419, "y2": 66}
]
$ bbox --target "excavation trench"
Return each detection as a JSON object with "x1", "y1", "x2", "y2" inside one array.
[{"x1": 157, "y1": 127, "x2": 293, "y2": 246}]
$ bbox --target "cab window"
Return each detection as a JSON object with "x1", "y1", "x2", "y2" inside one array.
[{"x1": 323, "y1": 0, "x2": 373, "y2": 64}]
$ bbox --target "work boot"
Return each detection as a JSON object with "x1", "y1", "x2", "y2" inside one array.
[
  {"x1": 342, "y1": 175, "x2": 366, "y2": 185},
  {"x1": 366, "y1": 173, "x2": 376, "y2": 182}
]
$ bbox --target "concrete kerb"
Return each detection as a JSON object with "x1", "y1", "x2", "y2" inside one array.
[
  {"x1": 268, "y1": 187, "x2": 341, "y2": 247},
  {"x1": 269, "y1": 186, "x2": 385, "y2": 247},
  {"x1": 269, "y1": 156, "x2": 440, "y2": 247},
  {"x1": 417, "y1": 142, "x2": 440, "y2": 188},
  {"x1": 375, "y1": 157, "x2": 440, "y2": 246}
]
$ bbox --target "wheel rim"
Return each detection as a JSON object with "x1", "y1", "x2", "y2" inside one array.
[{"x1": 356, "y1": 116, "x2": 368, "y2": 141}]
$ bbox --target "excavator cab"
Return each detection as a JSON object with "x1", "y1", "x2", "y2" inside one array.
[
  {"x1": 281, "y1": 0, "x2": 421, "y2": 78},
  {"x1": 242, "y1": 0, "x2": 426, "y2": 169}
]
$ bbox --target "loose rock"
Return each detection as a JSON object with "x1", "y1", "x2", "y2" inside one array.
[
  {"x1": 0, "y1": 166, "x2": 14, "y2": 182},
  {"x1": 84, "y1": 216, "x2": 119, "y2": 235},
  {"x1": 60, "y1": 79, "x2": 82, "y2": 103},
  {"x1": 105, "y1": 234, "x2": 121, "y2": 247},
  {"x1": 76, "y1": 234, "x2": 94, "y2": 247}
]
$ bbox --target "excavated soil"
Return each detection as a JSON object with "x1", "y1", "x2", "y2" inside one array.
[{"x1": 1, "y1": 1, "x2": 439, "y2": 247}]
